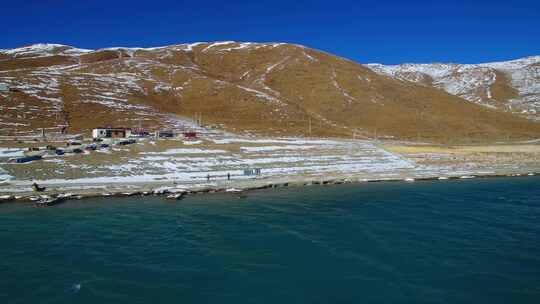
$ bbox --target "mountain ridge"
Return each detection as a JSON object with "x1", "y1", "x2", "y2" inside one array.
[
  {"x1": 366, "y1": 55, "x2": 540, "y2": 119},
  {"x1": 1, "y1": 42, "x2": 539, "y2": 143}
]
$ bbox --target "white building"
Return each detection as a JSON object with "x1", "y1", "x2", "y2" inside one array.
[{"x1": 92, "y1": 127, "x2": 131, "y2": 139}]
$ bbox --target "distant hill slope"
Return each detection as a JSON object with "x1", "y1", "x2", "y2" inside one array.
[
  {"x1": 366, "y1": 56, "x2": 540, "y2": 119},
  {"x1": 0, "y1": 42, "x2": 539, "y2": 143}
]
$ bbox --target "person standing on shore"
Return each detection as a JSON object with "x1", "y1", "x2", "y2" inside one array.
[{"x1": 227, "y1": 173, "x2": 231, "y2": 180}]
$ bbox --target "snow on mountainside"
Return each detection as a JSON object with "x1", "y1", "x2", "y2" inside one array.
[
  {"x1": 482, "y1": 57, "x2": 540, "y2": 114},
  {"x1": 1, "y1": 42, "x2": 540, "y2": 142},
  {"x1": 0, "y1": 43, "x2": 93, "y2": 58},
  {"x1": 0, "y1": 42, "x2": 305, "y2": 133},
  {"x1": 366, "y1": 56, "x2": 540, "y2": 119}
]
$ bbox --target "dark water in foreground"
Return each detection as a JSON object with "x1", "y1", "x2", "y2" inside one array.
[{"x1": 1, "y1": 177, "x2": 539, "y2": 304}]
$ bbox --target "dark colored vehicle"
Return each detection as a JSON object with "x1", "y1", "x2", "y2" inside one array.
[
  {"x1": 85, "y1": 144, "x2": 97, "y2": 151},
  {"x1": 117, "y1": 139, "x2": 136, "y2": 146},
  {"x1": 15, "y1": 155, "x2": 42, "y2": 163},
  {"x1": 184, "y1": 132, "x2": 197, "y2": 139},
  {"x1": 158, "y1": 131, "x2": 174, "y2": 138}
]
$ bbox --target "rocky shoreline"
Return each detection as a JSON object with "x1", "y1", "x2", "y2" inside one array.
[{"x1": 0, "y1": 171, "x2": 537, "y2": 206}]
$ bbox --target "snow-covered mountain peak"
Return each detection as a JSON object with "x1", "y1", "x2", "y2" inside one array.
[
  {"x1": 366, "y1": 56, "x2": 540, "y2": 118},
  {"x1": 0, "y1": 43, "x2": 93, "y2": 58},
  {"x1": 480, "y1": 55, "x2": 540, "y2": 70}
]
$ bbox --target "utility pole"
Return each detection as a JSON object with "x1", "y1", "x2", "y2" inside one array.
[{"x1": 195, "y1": 112, "x2": 201, "y2": 126}]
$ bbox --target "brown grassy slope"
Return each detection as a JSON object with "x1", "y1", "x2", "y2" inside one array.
[
  {"x1": 490, "y1": 71, "x2": 519, "y2": 104},
  {"x1": 133, "y1": 43, "x2": 540, "y2": 142},
  {"x1": 57, "y1": 81, "x2": 165, "y2": 134},
  {"x1": 0, "y1": 92, "x2": 57, "y2": 134},
  {"x1": 0, "y1": 55, "x2": 78, "y2": 71},
  {"x1": 1, "y1": 42, "x2": 539, "y2": 142},
  {"x1": 267, "y1": 50, "x2": 539, "y2": 142}
]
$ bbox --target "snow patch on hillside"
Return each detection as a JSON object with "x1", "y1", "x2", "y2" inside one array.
[
  {"x1": 366, "y1": 56, "x2": 540, "y2": 116},
  {"x1": 0, "y1": 44, "x2": 92, "y2": 58}
]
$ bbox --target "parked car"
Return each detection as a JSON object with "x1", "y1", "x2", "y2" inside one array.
[
  {"x1": 11, "y1": 155, "x2": 43, "y2": 163},
  {"x1": 85, "y1": 144, "x2": 97, "y2": 151},
  {"x1": 117, "y1": 139, "x2": 137, "y2": 146}
]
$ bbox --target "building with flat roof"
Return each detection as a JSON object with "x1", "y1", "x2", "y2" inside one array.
[{"x1": 92, "y1": 127, "x2": 132, "y2": 139}]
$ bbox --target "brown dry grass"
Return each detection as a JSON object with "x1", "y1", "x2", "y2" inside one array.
[
  {"x1": 382, "y1": 143, "x2": 540, "y2": 154},
  {"x1": 1, "y1": 42, "x2": 540, "y2": 143},
  {"x1": 490, "y1": 71, "x2": 519, "y2": 104},
  {"x1": 0, "y1": 55, "x2": 76, "y2": 71}
]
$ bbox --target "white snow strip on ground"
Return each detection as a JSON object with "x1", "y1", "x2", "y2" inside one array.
[
  {"x1": 240, "y1": 145, "x2": 318, "y2": 152},
  {"x1": 0, "y1": 137, "x2": 495, "y2": 191},
  {"x1": 0, "y1": 167, "x2": 12, "y2": 181},
  {"x1": 237, "y1": 85, "x2": 280, "y2": 103},
  {"x1": 210, "y1": 137, "x2": 344, "y2": 145},
  {"x1": 13, "y1": 153, "x2": 414, "y2": 186},
  {"x1": 0, "y1": 148, "x2": 25, "y2": 158},
  {"x1": 141, "y1": 148, "x2": 228, "y2": 155},
  {"x1": 201, "y1": 41, "x2": 236, "y2": 52}
]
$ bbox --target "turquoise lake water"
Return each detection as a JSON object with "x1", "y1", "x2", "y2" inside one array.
[{"x1": 1, "y1": 177, "x2": 539, "y2": 303}]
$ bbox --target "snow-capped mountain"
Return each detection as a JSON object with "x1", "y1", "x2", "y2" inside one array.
[
  {"x1": 0, "y1": 43, "x2": 93, "y2": 58},
  {"x1": 366, "y1": 56, "x2": 540, "y2": 118},
  {"x1": 1, "y1": 42, "x2": 539, "y2": 142}
]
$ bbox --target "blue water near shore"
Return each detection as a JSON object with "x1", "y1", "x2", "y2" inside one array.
[{"x1": 1, "y1": 177, "x2": 539, "y2": 303}]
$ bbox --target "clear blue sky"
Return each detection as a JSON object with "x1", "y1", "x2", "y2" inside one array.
[{"x1": 2, "y1": 0, "x2": 539, "y2": 64}]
